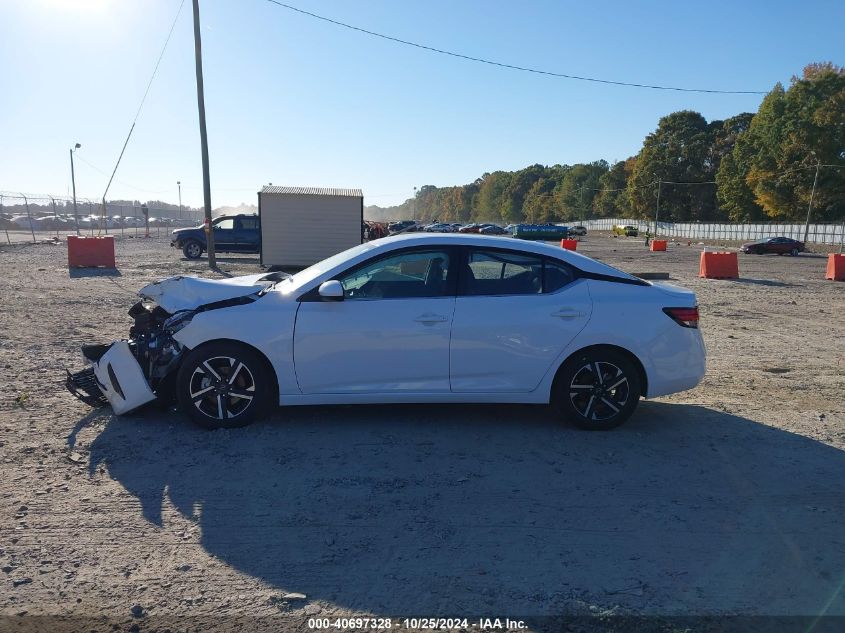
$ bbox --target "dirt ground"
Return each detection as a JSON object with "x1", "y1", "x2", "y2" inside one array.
[{"x1": 1, "y1": 233, "x2": 844, "y2": 632}]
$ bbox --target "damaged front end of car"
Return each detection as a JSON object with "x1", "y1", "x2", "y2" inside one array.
[
  {"x1": 65, "y1": 300, "x2": 198, "y2": 414},
  {"x1": 65, "y1": 272, "x2": 288, "y2": 415}
]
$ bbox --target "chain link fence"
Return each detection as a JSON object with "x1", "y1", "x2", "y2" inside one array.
[
  {"x1": 0, "y1": 192, "x2": 204, "y2": 244},
  {"x1": 581, "y1": 217, "x2": 845, "y2": 247}
]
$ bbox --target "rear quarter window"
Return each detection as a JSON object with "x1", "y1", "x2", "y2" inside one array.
[{"x1": 543, "y1": 259, "x2": 577, "y2": 293}]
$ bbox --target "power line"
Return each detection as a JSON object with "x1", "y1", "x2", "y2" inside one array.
[
  {"x1": 263, "y1": 0, "x2": 767, "y2": 95},
  {"x1": 100, "y1": 0, "x2": 186, "y2": 203},
  {"x1": 74, "y1": 154, "x2": 171, "y2": 195}
]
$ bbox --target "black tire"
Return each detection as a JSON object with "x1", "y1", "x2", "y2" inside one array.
[
  {"x1": 176, "y1": 341, "x2": 274, "y2": 429},
  {"x1": 551, "y1": 348, "x2": 641, "y2": 430},
  {"x1": 182, "y1": 240, "x2": 203, "y2": 259},
  {"x1": 790, "y1": 248, "x2": 799, "y2": 256}
]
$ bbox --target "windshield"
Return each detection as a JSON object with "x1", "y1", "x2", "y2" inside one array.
[{"x1": 278, "y1": 242, "x2": 377, "y2": 293}]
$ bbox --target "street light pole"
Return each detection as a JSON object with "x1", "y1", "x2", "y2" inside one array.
[
  {"x1": 70, "y1": 143, "x2": 81, "y2": 235},
  {"x1": 802, "y1": 159, "x2": 820, "y2": 245},
  {"x1": 191, "y1": 0, "x2": 216, "y2": 268},
  {"x1": 177, "y1": 181, "x2": 182, "y2": 220}
]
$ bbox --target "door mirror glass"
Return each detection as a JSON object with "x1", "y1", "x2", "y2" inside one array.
[{"x1": 318, "y1": 280, "x2": 344, "y2": 300}]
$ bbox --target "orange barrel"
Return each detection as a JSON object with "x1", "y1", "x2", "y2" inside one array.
[
  {"x1": 699, "y1": 251, "x2": 738, "y2": 279},
  {"x1": 826, "y1": 254, "x2": 845, "y2": 281}
]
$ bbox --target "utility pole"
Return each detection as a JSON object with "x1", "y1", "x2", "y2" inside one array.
[
  {"x1": 177, "y1": 180, "x2": 182, "y2": 220},
  {"x1": 803, "y1": 159, "x2": 820, "y2": 245},
  {"x1": 192, "y1": 0, "x2": 215, "y2": 268},
  {"x1": 653, "y1": 176, "x2": 661, "y2": 238},
  {"x1": 413, "y1": 186, "x2": 417, "y2": 222},
  {"x1": 839, "y1": 216, "x2": 845, "y2": 254},
  {"x1": 70, "y1": 143, "x2": 81, "y2": 235},
  {"x1": 579, "y1": 186, "x2": 585, "y2": 224}
]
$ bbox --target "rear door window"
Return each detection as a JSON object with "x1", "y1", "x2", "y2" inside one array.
[{"x1": 463, "y1": 250, "x2": 543, "y2": 296}]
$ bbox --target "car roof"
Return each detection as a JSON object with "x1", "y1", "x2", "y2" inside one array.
[{"x1": 372, "y1": 233, "x2": 640, "y2": 280}]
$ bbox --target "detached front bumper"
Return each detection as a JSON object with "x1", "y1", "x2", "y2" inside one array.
[{"x1": 66, "y1": 341, "x2": 157, "y2": 415}]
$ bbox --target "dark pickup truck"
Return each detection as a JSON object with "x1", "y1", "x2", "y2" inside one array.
[{"x1": 171, "y1": 214, "x2": 260, "y2": 259}]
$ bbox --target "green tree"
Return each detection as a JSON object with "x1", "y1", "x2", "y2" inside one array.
[
  {"x1": 522, "y1": 177, "x2": 557, "y2": 223},
  {"x1": 555, "y1": 161, "x2": 607, "y2": 221},
  {"x1": 593, "y1": 158, "x2": 634, "y2": 217},
  {"x1": 474, "y1": 172, "x2": 512, "y2": 222},
  {"x1": 628, "y1": 111, "x2": 718, "y2": 221},
  {"x1": 743, "y1": 64, "x2": 845, "y2": 220},
  {"x1": 499, "y1": 164, "x2": 546, "y2": 223}
]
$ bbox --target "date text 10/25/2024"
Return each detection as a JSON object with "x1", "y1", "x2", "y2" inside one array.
[{"x1": 307, "y1": 617, "x2": 528, "y2": 630}]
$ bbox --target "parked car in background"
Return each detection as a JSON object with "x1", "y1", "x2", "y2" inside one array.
[
  {"x1": 10, "y1": 215, "x2": 42, "y2": 230},
  {"x1": 569, "y1": 225, "x2": 587, "y2": 236},
  {"x1": 67, "y1": 233, "x2": 706, "y2": 432},
  {"x1": 459, "y1": 224, "x2": 484, "y2": 233},
  {"x1": 479, "y1": 224, "x2": 507, "y2": 235},
  {"x1": 388, "y1": 220, "x2": 417, "y2": 234},
  {"x1": 612, "y1": 225, "x2": 639, "y2": 237},
  {"x1": 740, "y1": 237, "x2": 805, "y2": 256},
  {"x1": 424, "y1": 223, "x2": 456, "y2": 233},
  {"x1": 170, "y1": 214, "x2": 260, "y2": 259}
]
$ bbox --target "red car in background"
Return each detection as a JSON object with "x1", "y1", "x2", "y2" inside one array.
[{"x1": 740, "y1": 237, "x2": 805, "y2": 256}]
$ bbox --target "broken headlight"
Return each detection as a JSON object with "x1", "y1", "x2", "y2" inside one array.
[{"x1": 163, "y1": 310, "x2": 196, "y2": 334}]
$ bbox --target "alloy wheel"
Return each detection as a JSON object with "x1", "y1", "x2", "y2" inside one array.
[
  {"x1": 189, "y1": 356, "x2": 256, "y2": 421},
  {"x1": 568, "y1": 361, "x2": 630, "y2": 422}
]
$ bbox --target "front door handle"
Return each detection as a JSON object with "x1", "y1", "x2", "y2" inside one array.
[
  {"x1": 551, "y1": 309, "x2": 585, "y2": 319},
  {"x1": 414, "y1": 313, "x2": 448, "y2": 324}
]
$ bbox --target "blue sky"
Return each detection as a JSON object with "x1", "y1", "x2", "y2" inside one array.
[{"x1": 0, "y1": 0, "x2": 842, "y2": 208}]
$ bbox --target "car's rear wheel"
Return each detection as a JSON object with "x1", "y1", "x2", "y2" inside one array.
[
  {"x1": 176, "y1": 342, "x2": 273, "y2": 429},
  {"x1": 183, "y1": 240, "x2": 203, "y2": 259},
  {"x1": 552, "y1": 348, "x2": 641, "y2": 430}
]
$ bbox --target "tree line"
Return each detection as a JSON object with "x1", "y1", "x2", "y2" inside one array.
[{"x1": 366, "y1": 63, "x2": 844, "y2": 225}]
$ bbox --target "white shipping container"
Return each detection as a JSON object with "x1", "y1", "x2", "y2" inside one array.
[{"x1": 258, "y1": 186, "x2": 363, "y2": 268}]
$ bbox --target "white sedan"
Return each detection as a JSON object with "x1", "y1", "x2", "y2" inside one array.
[{"x1": 67, "y1": 234, "x2": 706, "y2": 430}]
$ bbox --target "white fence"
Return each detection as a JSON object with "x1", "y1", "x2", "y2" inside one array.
[{"x1": 582, "y1": 218, "x2": 845, "y2": 246}]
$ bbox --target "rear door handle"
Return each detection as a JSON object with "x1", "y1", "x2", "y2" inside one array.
[
  {"x1": 551, "y1": 309, "x2": 585, "y2": 319},
  {"x1": 414, "y1": 313, "x2": 449, "y2": 324}
]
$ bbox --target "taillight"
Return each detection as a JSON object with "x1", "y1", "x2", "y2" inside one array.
[{"x1": 663, "y1": 307, "x2": 699, "y2": 328}]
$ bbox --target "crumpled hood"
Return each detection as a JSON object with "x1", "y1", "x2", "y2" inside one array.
[{"x1": 138, "y1": 273, "x2": 279, "y2": 313}]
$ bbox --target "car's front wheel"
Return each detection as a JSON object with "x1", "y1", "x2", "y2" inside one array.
[
  {"x1": 790, "y1": 248, "x2": 799, "y2": 256},
  {"x1": 176, "y1": 342, "x2": 274, "y2": 429},
  {"x1": 551, "y1": 348, "x2": 642, "y2": 430},
  {"x1": 182, "y1": 240, "x2": 203, "y2": 259}
]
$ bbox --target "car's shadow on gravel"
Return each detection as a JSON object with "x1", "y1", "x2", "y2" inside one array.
[{"x1": 83, "y1": 402, "x2": 845, "y2": 615}]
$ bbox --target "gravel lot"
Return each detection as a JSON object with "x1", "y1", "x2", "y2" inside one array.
[{"x1": 1, "y1": 233, "x2": 844, "y2": 631}]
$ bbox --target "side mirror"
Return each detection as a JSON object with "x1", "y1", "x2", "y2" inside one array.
[{"x1": 318, "y1": 280, "x2": 344, "y2": 300}]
